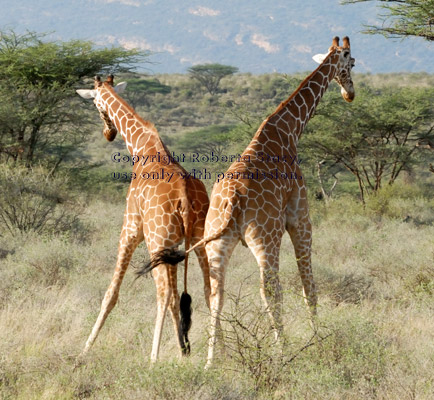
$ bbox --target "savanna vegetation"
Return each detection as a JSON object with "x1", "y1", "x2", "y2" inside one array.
[
  {"x1": 0, "y1": 30, "x2": 433, "y2": 399},
  {"x1": 342, "y1": 0, "x2": 434, "y2": 41}
]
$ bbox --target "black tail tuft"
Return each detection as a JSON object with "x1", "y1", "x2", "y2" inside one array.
[
  {"x1": 179, "y1": 291, "x2": 192, "y2": 355},
  {"x1": 135, "y1": 248, "x2": 186, "y2": 278}
]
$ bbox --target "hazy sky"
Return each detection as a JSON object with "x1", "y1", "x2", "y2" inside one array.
[{"x1": 1, "y1": 0, "x2": 433, "y2": 73}]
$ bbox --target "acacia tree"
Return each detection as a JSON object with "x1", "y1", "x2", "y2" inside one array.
[
  {"x1": 123, "y1": 76, "x2": 171, "y2": 108},
  {"x1": 0, "y1": 30, "x2": 147, "y2": 168},
  {"x1": 302, "y1": 85, "x2": 434, "y2": 203},
  {"x1": 176, "y1": 125, "x2": 236, "y2": 157},
  {"x1": 342, "y1": 0, "x2": 434, "y2": 41},
  {"x1": 188, "y1": 63, "x2": 238, "y2": 95}
]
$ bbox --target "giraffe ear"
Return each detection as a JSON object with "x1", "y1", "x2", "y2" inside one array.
[
  {"x1": 114, "y1": 82, "x2": 127, "y2": 94},
  {"x1": 76, "y1": 89, "x2": 96, "y2": 99},
  {"x1": 312, "y1": 53, "x2": 327, "y2": 64}
]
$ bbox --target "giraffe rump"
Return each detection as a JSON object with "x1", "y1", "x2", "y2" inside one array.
[{"x1": 135, "y1": 248, "x2": 186, "y2": 277}]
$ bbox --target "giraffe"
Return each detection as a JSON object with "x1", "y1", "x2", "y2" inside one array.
[
  {"x1": 147, "y1": 36, "x2": 355, "y2": 367},
  {"x1": 76, "y1": 75, "x2": 211, "y2": 363}
]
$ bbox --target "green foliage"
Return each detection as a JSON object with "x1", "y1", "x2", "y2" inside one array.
[
  {"x1": 0, "y1": 30, "x2": 146, "y2": 167},
  {"x1": 342, "y1": 0, "x2": 434, "y2": 41},
  {"x1": 303, "y1": 84, "x2": 434, "y2": 202},
  {"x1": 0, "y1": 31, "x2": 144, "y2": 87},
  {"x1": 176, "y1": 125, "x2": 237, "y2": 157},
  {"x1": 188, "y1": 63, "x2": 238, "y2": 95},
  {"x1": 124, "y1": 76, "x2": 171, "y2": 108}
]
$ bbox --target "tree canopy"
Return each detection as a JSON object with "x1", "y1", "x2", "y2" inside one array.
[
  {"x1": 176, "y1": 125, "x2": 237, "y2": 157},
  {"x1": 188, "y1": 63, "x2": 238, "y2": 95},
  {"x1": 0, "y1": 30, "x2": 147, "y2": 168},
  {"x1": 123, "y1": 77, "x2": 171, "y2": 108},
  {"x1": 303, "y1": 84, "x2": 434, "y2": 202},
  {"x1": 342, "y1": 0, "x2": 434, "y2": 41}
]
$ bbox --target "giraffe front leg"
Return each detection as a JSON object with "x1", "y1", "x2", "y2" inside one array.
[{"x1": 79, "y1": 221, "x2": 143, "y2": 359}]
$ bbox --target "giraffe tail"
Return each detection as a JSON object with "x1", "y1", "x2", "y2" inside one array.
[
  {"x1": 179, "y1": 291, "x2": 192, "y2": 355},
  {"x1": 135, "y1": 248, "x2": 186, "y2": 278}
]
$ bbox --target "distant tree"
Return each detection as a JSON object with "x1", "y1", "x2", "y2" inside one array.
[
  {"x1": 188, "y1": 63, "x2": 238, "y2": 95},
  {"x1": 303, "y1": 85, "x2": 434, "y2": 203},
  {"x1": 176, "y1": 125, "x2": 236, "y2": 157},
  {"x1": 0, "y1": 30, "x2": 147, "y2": 168},
  {"x1": 124, "y1": 77, "x2": 171, "y2": 108},
  {"x1": 314, "y1": 160, "x2": 342, "y2": 202},
  {"x1": 342, "y1": 0, "x2": 434, "y2": 41}
]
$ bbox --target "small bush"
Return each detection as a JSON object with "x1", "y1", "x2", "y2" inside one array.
[
  {"x1": 0, "y1": 165, "x2": 80, "y2": 236},
  {"x1": 219, "y1": 290, "x2": 323, "y2": 393}
]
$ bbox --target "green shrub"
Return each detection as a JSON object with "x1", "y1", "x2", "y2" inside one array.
[{"x1": 0, "y1": 166, "x2": 80, "y2": 236}]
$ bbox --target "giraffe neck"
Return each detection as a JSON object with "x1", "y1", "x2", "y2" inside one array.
[
  {"x1": 99, "y1": 88, "x2": 167, "y2": 156},
  {"x1": 247, "y1": 52, "x2": 339, "y2": 157}
]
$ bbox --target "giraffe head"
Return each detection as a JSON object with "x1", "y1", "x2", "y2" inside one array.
[
  {"x1": 76, "y1": 75, "x2": 128, "y2": 141},
  {"x1": 313, "y1": 36, "x2": 355, "y2": 102}
]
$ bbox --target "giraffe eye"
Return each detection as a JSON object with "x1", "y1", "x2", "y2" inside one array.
[{"x1": 343, "y1": 51, "x2": 350, "y2": 58}]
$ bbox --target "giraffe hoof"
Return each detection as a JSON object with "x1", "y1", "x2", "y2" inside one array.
[
  {"x1": 72, "y1": 354, "x2": 86, "y2": 371},
  {"x1": 181, "y1": 341, "x2": 191, "y2": 356}
]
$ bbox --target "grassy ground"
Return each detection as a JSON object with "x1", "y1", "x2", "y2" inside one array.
[
  {"x1": 1, "y1": 182, "x2": 433, "y2": 399},
  {"x1": 1, "y1": 72, "x2": 433, "y2": 399}
]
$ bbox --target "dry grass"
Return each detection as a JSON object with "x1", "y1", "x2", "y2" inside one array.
[{"x1": 1, "y1": 192, "x2": 433, "y2": 399}]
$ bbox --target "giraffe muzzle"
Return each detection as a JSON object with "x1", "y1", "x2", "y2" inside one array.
[{"x1": 342, "y1": 87, "x2": 355, "y2": 103}]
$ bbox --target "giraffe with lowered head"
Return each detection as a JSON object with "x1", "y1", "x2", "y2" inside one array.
[
  {"x1": 76, "y1": 75, "x2": 210, "y2": 363},
  {"x1": 148, "y1": 36, "x2": 356, "y2": 367}
]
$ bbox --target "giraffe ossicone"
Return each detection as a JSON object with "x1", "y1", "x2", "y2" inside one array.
[{"x1": 76, "y1": 75, "x2": 211, "y2": 363}]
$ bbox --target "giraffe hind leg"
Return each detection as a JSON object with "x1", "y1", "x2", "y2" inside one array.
[
  {"x1": 141, "y1": 251, "x2": 192, "y2": 360},
  {"x1": 192, "y1": 243, "x2": 211, "y2": 309},
  {"x1": 205, "y1": 233, "x2": 239, "y2": 368},
  {"x1": 246, "y1": 238, "x2": 284, "y2": 340},
  {"x1": 166, "y1": 264, "x2": 192, "y2": 358},
  {"x1": 151, "y1": 264, "x2": 190, "y2": 361},
  {"x1": 151, "y1": 267, "x2": 172, "y2": 363},
  {"x1": 287, "y1": 218, "x2": 317, "y2": 314},
  {"x1": 79, "y1": 225, "x2": 143, "y2": 359}
]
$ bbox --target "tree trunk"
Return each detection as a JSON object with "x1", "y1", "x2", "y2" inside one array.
[{"x1": 25, "y1": 123, "x2": 41, "y2": 168}]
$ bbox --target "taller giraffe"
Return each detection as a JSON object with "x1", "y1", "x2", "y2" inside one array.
[
  {"x1": 148, "y1": 36, "x2": 355, "y2": 367},
  {"x1": 76, "y1": 75, "x2": 210, "y2": 363}
]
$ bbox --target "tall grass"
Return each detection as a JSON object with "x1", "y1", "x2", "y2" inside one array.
[{"x1": 1, "y1": 182, "x2": 433, "y2": 399}]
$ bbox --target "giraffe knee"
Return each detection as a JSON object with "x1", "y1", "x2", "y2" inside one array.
[
  {"x1": 169, "y1": 291, "x2": 180, "y2": 311},
  {"x1": 103, "y1": 289, "x2": 119, "y2": 310}
]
